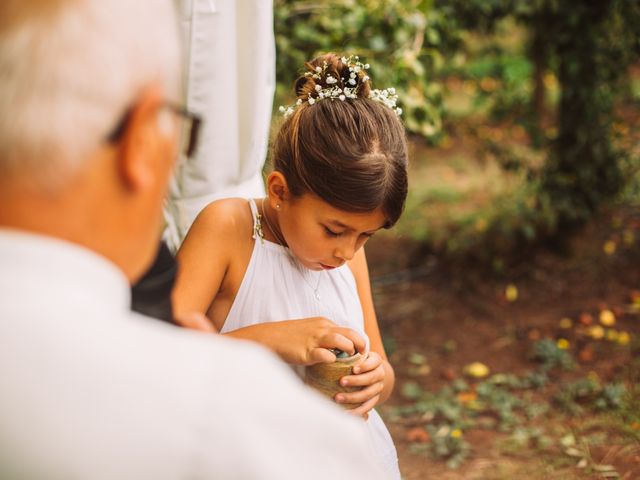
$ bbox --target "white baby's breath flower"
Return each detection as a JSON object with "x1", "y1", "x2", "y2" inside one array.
[{"x1": 281, "y1": 56, "x2": 400, "y2": 117}]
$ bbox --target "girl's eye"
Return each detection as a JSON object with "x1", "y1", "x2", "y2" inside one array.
[{"x1": 323, "y1": 226, "x2": 341, "y2": 237}]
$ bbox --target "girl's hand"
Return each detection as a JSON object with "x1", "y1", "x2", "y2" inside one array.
[
  {"x1": 174, "y1": 311, "x2": 217, "y2": 333},
  {"x1": 335, "y1": 351, "x2": 385, "y2": 419},
  {"x1": 274, "y1": 317, "x2": 367, "y2": 365},
  {"x1": 225, "y1": 317, "x2": 367, "y2": 366}
]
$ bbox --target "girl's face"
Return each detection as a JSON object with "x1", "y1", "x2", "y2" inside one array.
[{"x1": 275, "y1": 193, "x2": 386, "y2": 271}]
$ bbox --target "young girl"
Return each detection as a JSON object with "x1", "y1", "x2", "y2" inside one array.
[{"x1": 173, "y1": 53, "x2": 407, "y2": 478}]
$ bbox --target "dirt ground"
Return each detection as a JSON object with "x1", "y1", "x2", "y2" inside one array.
[{"x1": 366, "y1": 209, "x2": 640, "y2": 479}]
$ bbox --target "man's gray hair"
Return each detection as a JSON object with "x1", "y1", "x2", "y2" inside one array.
[{"x1": 0, "y1": 0, "x2": 181, "y2": 186}]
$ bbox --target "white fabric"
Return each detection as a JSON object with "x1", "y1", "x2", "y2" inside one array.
[
  {"x1": 165, "y1": 0, "x2": 275, "y2": 250},
  {"x1": 0, "y1": 229, "x2": 386, "y2": 480},
  {"x1": 221, "y1": 199, "x2": 401, "y2": 479}
]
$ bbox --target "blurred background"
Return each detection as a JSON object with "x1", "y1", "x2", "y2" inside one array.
[{"x1": 272, "y1": 1, "x2": 640, "y2": 478}]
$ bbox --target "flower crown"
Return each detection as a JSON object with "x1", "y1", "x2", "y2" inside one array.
[{"x1": 278, "y1": 55, "x2": 402, "y2": 118}]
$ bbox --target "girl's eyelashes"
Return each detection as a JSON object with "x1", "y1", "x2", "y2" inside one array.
[{"x1": 323, "y1": 226, "x2": 342, "y2": 237}]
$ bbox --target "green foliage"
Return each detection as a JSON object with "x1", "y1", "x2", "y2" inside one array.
[
  {"x1": 274, "y1": 0, "x2": 457, "y2": 139},
  {"x1": 554, "y1": 377, "x2": 628, "y2": 415},
  {"x1": 529, "y1": 339, "x2": 575, "y2": 372},
  {"x1": 425, "y1": 425, "x2": 470, "y2": 469},
  {"x1": 442, "y1": 0, "x2": 640, "y2": 227},
  {"x1": 275, "y1": 0, "x2": 640, "y2": 257},
  {"x1": 394, "y1": 357, "x2": 632, "y2": 469},
  {"x1": 534, "y1": 0, "x2": 640, "y2": 227}
]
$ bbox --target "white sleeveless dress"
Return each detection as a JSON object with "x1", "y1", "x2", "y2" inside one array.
[{"x1": 221, "y1": 199, "x2": 400, "y2": 479}]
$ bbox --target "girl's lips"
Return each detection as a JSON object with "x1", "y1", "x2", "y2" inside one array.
[{"x1": 320, "y1": 263, "x2": 336, "y2": 270}]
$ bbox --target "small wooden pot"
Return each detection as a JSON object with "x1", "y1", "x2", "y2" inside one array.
[{"x1": 305, "y1": 352, "x2": 365, "y2": 409}]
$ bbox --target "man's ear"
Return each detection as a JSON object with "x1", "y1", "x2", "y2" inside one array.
[
  {"x1": 266, "y1": 171, "x2": 289, "y2": 203},
  {"x1": 117, "y1": 85, "x2": 165, "y2": 191}
]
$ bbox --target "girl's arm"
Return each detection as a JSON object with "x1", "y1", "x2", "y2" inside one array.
[
  {"x1": 338, "y1": 247, "x2": 395, "y2": 416},
  {"x1": 172, "y1": 201, "x2": 239, "y2": 330}
]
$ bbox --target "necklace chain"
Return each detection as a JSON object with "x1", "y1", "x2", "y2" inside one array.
[{"x1": 260, "y1": 198, "x2": 323, "y2": 301}]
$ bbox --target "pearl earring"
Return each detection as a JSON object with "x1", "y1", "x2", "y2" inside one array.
[{"x1": 276, "y1": 204, "x2": 281, "y2": 209}]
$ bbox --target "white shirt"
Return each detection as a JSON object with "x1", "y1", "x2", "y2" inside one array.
[
  {"x1": 0, "y1": 229, "x2": 385, "y2": 480},
  {"x1": 166, "y1": 0, "x2": 275, "y2": 249}
]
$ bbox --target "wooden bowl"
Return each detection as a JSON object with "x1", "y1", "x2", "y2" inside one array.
[{"x1": 304, "y1": 352, "x2": 365, "y2": 409}]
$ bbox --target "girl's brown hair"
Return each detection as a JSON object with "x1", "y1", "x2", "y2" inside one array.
[{"x1": 272, "y1": 53, "x2": 408, "y2": 228}]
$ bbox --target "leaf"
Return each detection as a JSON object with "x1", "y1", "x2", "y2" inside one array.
[
  {"x1": 409, "y1": 352, "x2": 428, "y2": 365},
  {"x1": 592, "y1": 464, "x2": 617, "y2": 472},
  {"x1": 401, "y1": 381, "x2": 424, "y2": 400},
  {"x1": 559, "y1": 433, "x2": 576, "y2": 447},
  {"x1": 565, "y1": 447, "x2": 584, "y2": 458}
]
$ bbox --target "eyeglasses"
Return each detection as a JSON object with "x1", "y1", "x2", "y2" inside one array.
[{"x1": 106, "y1": 102, "x2": 202, "y2": 159}]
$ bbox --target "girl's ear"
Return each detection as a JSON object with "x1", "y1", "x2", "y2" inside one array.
[{"x1": 266, "y1": 171, "x2": 289, "y2": 203}]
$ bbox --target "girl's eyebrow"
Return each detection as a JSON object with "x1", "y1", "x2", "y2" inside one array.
[{"x1": 327, "y1": 219, "x2": 384, "y2": 234}]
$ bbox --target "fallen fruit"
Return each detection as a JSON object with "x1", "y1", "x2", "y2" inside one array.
[
  {"x1": 464, "y1": 362, "x2": 490, "y2": 378},
  {"x1": 599, "y1": 309, "x2": 616, "y2": 326}
]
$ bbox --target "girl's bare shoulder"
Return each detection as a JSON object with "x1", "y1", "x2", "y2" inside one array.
[{"x1": 183, "y1": 198, "x2": 255, "y2": 250}]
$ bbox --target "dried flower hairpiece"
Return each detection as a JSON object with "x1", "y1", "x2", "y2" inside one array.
[{"x1": 278, "y1": 55, "x2": 402, "y2": 118}]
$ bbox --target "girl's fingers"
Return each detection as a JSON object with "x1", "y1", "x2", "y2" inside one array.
[
  {"x1": 333, "y1": 327, "x2": 367, "y2": 354},
  {"x1": 351, "y1": 352, "x2": 382, "y2": 374},
  {"x1": 340, "y1": 365, "x2": 384, "y2": 387},
  {"x1": 174, "y1": 312, "x2": 216, "y2": 333},
  {"x1": 346, "y1": 395, "x2": 379, "y2": 419},
  {"x1": 335, "y1": 382, "x2": 384, "y2": 405},
  {"x1": 308, "y1": 347, "x2": 337, "y2": 365},
  {"x1": 320, "y1": 332, "x2": 358, "y2": 355}
]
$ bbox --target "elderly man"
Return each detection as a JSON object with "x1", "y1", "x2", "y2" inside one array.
[{"x1": 0, "y1": 1, "x2": 385, "y2": 479}]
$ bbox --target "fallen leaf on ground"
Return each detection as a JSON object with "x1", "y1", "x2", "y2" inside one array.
[
  {"x1": 578, "y1": 345, "x2": 594, "y2": 363},
  {"x1": 588, "y1": 325, "x2": 605, "y2": 340},
  {"x1": 559, "y1": 317, "x2": 573, "y2": 329},
  {"x1": 406, "y1": 426, "x2": 430, "y2": 443},
  {"x1": 441, "y1": 367, "x2": 457, "y2": 381},
  {"x1": 603, "y1": 240, "x2": 617, "y2": 255},
  {"x1": 579, "y1": 313, "x2": 594, "y2": 326},
  {"x1": 457, "y1": 391, "x2": 478, "y2": 403}
]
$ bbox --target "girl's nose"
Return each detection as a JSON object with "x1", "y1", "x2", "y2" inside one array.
[{"x1": 334, "y1": 237, "x2": 358, "y2": 262}]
